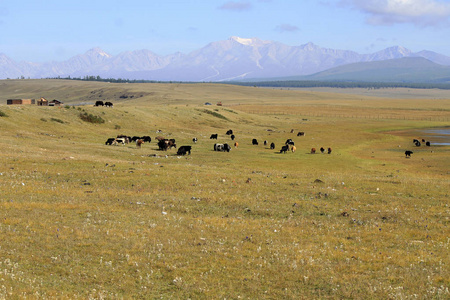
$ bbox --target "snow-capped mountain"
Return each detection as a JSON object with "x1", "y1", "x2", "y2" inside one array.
[{"x1": 1, "y1": 36, "x2": 449, "y2": 81}]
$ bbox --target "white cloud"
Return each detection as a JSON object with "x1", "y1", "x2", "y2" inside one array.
[{"x1": 340, "y1": 0, "x2": 450, "y2": 26}]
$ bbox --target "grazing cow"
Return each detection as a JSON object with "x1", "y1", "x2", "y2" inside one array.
[
  {"x1": 311, "y1": 148, "x2": 316, "y2": 154},
  {"x1": 297, "y1": 132, "x2": 305, "y2": 136},
  {"x1": 280, "y1": 145, "x2": 289, "y2": 153},
  {"x1": 105, "y1": 138, "x2": 115, "y2": 145},
  {"x1": 156, "y1": 136, "x2": 166, "y2": 142},
  {"x1": 158, "y1": 139, "x2": 168, "y2": 151},
  {"x1": 168, "y1": 139, "x2": 176, "y2": 149},
  {"x1": 177, "y1": 145, "x2": 192, "y2": 155},
  {"x1": 104, "y1": 101, "x2": 113, "y2": 107},
  {"x1": 136, "y1": 139, "x2": 144, "y2": 148},
  {"x1": 117, "y1": 135, "x2": 130, "y2": 143},
  {"x1": 327, "y1": 147, "x2": 332, "y2": 154},
  {"x1": 264, "y1": 140, "x2": 267, "y2": 146},
  {"x1": 320, "y1": 147, "x2": 325, "y2": 154},
  {"x1": 405, "y1": 150, "x2": 413, "y2": 157},
  {"x1": 214, "y1": 143, "x2": 231, "y2": 152},
  {"x1": 158, "y1": 139, "x2": 175, "y2": 151},
  {"x1": 290, "y1": 129, "x2": 294, "y2": 133},
  {"x1": 426, "y1": 141, "x2": 431, "y2": 146},
  {"x1": 285, "y1": 139, "x2": 295, "y2": 146},
  {"x1": 226, "y1": 129, "x2": 233, "y2": 135},
  {"x1": 413, "y1": 139, "x2": 419, "y2": 144},
  {"x1": 270, "y1": 142, "x2": 275, "y2": 150},
  {"x1": 415, "y1": 141, "x2": 421, "y2": 147},
  {"x1": 234, "y1": 142, "x2": 239, "y2": 148},
  {"x1": 131, "y1": 136, "x2": 141, "y2": 142},
  {"x1": 94, "y1": 100, "x2": 104, "y2": 107},
  {"x1": 192, "y1": 137, "x2": 198, "y2": 143},
  {"x1": 422, "y1": 139, "x2": 426, "y2": 142},
  {"x1": 210, "y1": 134, "x2": 218, "y2": 139},
  {"x1": 115, "y1": 138, "x2": 126, "y2": 145},
  {"x1": 140, "y1": 136, "x2": 151, "y2": 143},
  {"x1": 230, "y1": 134, "x2": 235, "y2": 140},
  {"x1": 291, "y1": 146, "x2": 297, "y2": 153},
  {"x1": 252, "y1": 139, "x2": 258, "y2": 145}
]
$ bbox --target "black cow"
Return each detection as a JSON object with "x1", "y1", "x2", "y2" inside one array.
[
  {"x1": 94, "y1": 100, "x2": 104, "y2": 107},
  {"x1": 104, "y1": 101, "x2": 113, "y2": 107},
  {"x1": 405, "y1": 150, "x2": 413, "y2": 157},
  {"x1": 327, "y1": 147, "x2": 332, "y2": 154},
  {"x1": 285, "y1": 139, "x2": 295, "y2": 146},
  {"x1": 105, "y1": 138, "x2": 115, "y2": 145},
  {"x1": 252, "y1": 139, "x2": 258, "y2": 145},
  {"x1": 210, "y1": 134, "x2": 218, "y2": 139},
  {"x1": 158, "y1": 139, "x2": 176, "y2": 151},
  {"x1": 226, "y1": 129, "x2": 233, "y2": 135},
  {"x1": 320, "y1": 147, "x2": 325, "y2": 153},
  {"x1": 141, "y1": 136, "x2": 151, "y2": 143},
  {"x1": 270, "y1": 142, "x2": 275, "y2": 150},
  {"x1": 280, "y1": 145, "x2": 289, "y2": 153},
  {"x1": 192, "y1": 137, "x2": 198, "y2": 143},
  {"x1": 413, "y1": 139, "x2": 420, "y2": 144},
  {"x1": 131, "y1": 136, "x2": 141, "y2": 142},
  {"x1": 177, "y1": 145, "x2": 192, "y2": 155},
  {"x1": 425, "y1": 141, "x2": 431, "y2": 146},
  {"x1": 297, "y1": 132, "x2": 305, "y2": 136},
  {"x1": 264, "y1": 140, "x2": 267, "y2": 146},
  {"x1": 415, "y1": 141, "x2": 421, "y2": 147},
  {"x1": 230, "y1": 134, "x2": 235, "y2": 140}
]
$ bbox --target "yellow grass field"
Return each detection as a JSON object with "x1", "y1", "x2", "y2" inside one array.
[{"x1": 0, "y1": 79, "x2": 449, "y2": 299}]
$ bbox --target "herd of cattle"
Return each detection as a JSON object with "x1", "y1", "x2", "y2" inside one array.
[
  {"x1": 94, "y1": 101, "x2": 113, "y2": 107},
  {"x1": 405, "y1": 138, "x2": 433, "y2": 157},
  {"x1": 104, "y1": 128, "x2": 335, "y2": 157}
]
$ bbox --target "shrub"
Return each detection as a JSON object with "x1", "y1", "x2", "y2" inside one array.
[
  {"x1": 0, "y1": 110, "x2": 7, "y2": 117},
  {"x1": 79, "y1": 112, "x2": 105, "y2": 124},
  {"x1": 40, "y1": 118, "x2": 48, "y2": 122},
  {"x1": 50, "y1": 118, "x2": 65, "y2": 123},
  {"x1": 114, "y1": 125, "x2": 121, "y2": 130},
  {"x1": 199, "y1": 109, "x2": 229, "y2": 121}
]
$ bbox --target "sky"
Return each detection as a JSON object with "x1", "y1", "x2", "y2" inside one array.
[{"x1": 1, "y1": 0, "x2": 450, "y2": 62}]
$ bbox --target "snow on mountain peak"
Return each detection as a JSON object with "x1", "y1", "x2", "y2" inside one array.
[
  {"x1": 230, "y1": 36, "x2": 254, "y2": 45},
  {"x1": 87, "y1": 47, "x2": 112, "y2": 58}
]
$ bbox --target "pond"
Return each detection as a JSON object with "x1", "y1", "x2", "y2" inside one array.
[{"x1": 415, "y1": 128, "x2": 450, "y2": 146}]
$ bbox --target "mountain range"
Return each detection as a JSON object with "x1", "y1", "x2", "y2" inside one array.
[{"x1": 1, "y1": 36, "x2": 450, "y2": 82}]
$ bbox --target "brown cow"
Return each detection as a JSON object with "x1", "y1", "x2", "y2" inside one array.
[
  {"x1": 327, "y1": 147, "x2": 332, "y2": 154},
  {"x1": 234, "y1": 142, "x2": 239, "y2": 148},
  {"x1": 311, "y1": 148, "x2": 316, "y2": 154},
  {"x1": 136, "y1": 139, "x2": 144, "y2": 148}
]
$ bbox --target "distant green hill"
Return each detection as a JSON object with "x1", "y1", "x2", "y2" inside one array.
[{"x1": 281, "y1": 57, "x2": 450, "y2": 83}]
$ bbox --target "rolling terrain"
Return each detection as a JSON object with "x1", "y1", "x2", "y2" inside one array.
[{"x1": 0, "y1": 80, "x2": 449, "y2": 298}]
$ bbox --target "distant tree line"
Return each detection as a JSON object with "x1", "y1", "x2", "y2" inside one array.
[
  {"x1": 48, "y1": 75, "x2": 182, "y2": 84},
  {"x1": 48, "y1": 75, "x2": 450, "y2": 90}
]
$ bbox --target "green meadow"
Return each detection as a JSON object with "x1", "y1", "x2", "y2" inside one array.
[{"x1": 0, "y1": 80, "x2": 449, "y2": 299}]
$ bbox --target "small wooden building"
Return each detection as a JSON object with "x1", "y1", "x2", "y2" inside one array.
[
  {"x1": 37, "y1": 97, "x2": 48, "y2": 106},
  {"x1": 7, "y1": 99, "x2": 36, "y2": 105},
  {"x1": 49, "y1": 99, "x2": 63, "y2": 106}
]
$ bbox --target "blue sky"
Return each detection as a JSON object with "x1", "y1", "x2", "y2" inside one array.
[{"x1": 1, "y1": 0, "x2": 450, "y2": 62}]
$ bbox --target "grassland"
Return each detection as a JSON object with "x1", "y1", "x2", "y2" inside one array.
[{"x1": 0, "y1": 80, "x2": 449, "y2": 299}]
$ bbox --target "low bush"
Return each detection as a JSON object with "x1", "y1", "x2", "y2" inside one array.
[{"x1": 79, "y1": 112, "x2": 105, "y2": 124}]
